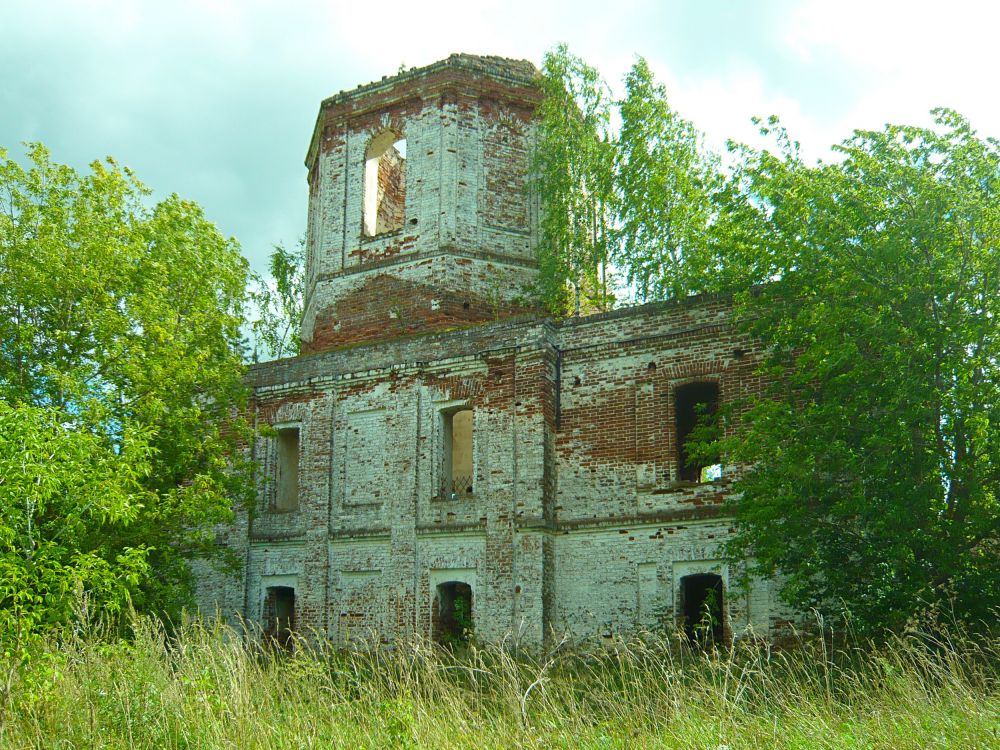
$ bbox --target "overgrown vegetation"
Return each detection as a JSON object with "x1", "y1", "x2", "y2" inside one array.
[
  {"x1": 533, "y1": 45, "x2": 616, "y2": 315},
  {"x1": 535, "y1": 47, "x2": 1000, "y2": 634},
  {"x1": 722, "y1": 110, "x2": 1000, "y2": 634},
  {"x1": 249, "y1": 238, "x2": 304, "y2": 361},
  {"x1": 0, "y1": 145, "x2": 254, "y2": 651},
  {"x1": 2, "y1": 614, "x2": 999, "y2": 748},
  {"x1": 3, "y1": 50, "x2": 1000, "y2": 740},
  {"x1": 532, "y1": 47, "x2": 727, "y2": 314}
]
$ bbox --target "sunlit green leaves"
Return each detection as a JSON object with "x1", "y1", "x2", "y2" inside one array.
[
  {"x1": 726, "y1": 110, "x2": 1000, "y2": 631},
  {"x1": 533, "y1": 45, "x2": 616, "y2": 315},
  {"x1": 0, "y1": 144, "x2": 254, "y2": 639},
  {"x1": 534, "y1": 50, "x2": 737, "y2": 312},
  {"x1": 249, "y1": 239, "x2": 304, "y2": 361},
  {"x1": 0, "y1": 401, "x2": 152, "y2": 646},
  {"x1": 616, "y1": 57, "x2": 723, "y2": 301}
]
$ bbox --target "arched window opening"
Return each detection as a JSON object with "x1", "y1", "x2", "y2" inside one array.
[
  {"x1": 263, "y1": 585, "x2": 295, "y2": 648},
  {"x1": 441, "y1": 407, "x2": 473, "y2": 498},
  {"x1": 433, "y1": 581, "x2": 473, "y2": 646},
  {"x1": 363, "y1": 131, "x2": 406, "y2": 237},
  {"x1": 679, "y1": 573, "x2": 724, "y2": 646},
  {"x1": 675, "y1": 382, "x2": 721, "y2": 482}
]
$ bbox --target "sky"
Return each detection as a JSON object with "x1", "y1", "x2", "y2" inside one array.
[{"x1": 3, "y1": 0, "x2": 999, "y2": 277}]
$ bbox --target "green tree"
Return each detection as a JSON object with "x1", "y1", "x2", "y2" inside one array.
[
  {"x1": 0, "y1": 402, "x2": 150, "y2": 653},
  {"x1": 0, "y1": 143, "x2": 254, "y2": 626},
  {"x1": 724, "y1": 110, "x2": 1000, "y2": 632},
  {"x1": 250, "y1": 239, "x2": 304, "y2": 361},
  {"x1": 616, "y1": 57, "x2": 722, "y2": 301},
  {"x1": 533, "y1": 45, "x2": 616, "y2": 315}
]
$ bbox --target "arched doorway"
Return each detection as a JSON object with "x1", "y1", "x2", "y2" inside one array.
[
  {"x1": 680, "y1": 573, "x2": 724, "y2": 645},
  {"x1": 432, "y1": 581, "x2": 473, "y2": 646}
]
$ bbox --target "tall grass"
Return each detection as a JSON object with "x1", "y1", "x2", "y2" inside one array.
[{"x1": 2, "y1": 615, "x2": 998, "y2": 749}]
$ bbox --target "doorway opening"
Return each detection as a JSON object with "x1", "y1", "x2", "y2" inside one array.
[
  {"x1": 680, "y1": 573, "x2": 724, "y2": 646},
  {"x1": 432, "y1": 581, "x2": 473, "y2": 646},
  {"x1": 264, "y1": 585, "x2": 295, "y2": 648}
]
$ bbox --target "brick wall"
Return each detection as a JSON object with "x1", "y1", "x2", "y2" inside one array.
[
  {"x1": 374, "y1": 145, "x2": 405, "y2": 235},
  {"x1": 193, "y1": 56, "x2": 798, "y2": 646},
  {"x1": 300, "y1": 55, "x2": 542, "y2": 353},
  {"x1": 196, "y1": 294, "x2": 796, "y2": 646}
]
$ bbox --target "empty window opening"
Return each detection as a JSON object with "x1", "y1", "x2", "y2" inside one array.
[
  {"x1": 263, "y1": 586, "x2": 295, "y2": 648},
  {"x1": 433, "y1": 581, "x2": 473, "y2": 646},
  {"x1": 680, "y1": 573, "x2": 724, "y2": 646},
  {"x1": 275, "y1": 426, "x2": 300, "y2": 511},
  {"x1": 363, "y1": 131, "x2": 406, "y2": 237},
  {"x1": 675, "y1": 382, "x2": 721, "y2": 482},
  {"x1": 442, "y1": 408, "x2": 473, "y2": 498}
]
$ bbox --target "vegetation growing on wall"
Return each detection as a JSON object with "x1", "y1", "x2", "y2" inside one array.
[
  {"x1": 615, "y1": 57, "x2": 724, "y2": 301},
  {"x1": 3, "y1": 45, "x2": 1000, "y2": 657},
  {"x1": 249, "y1": 239, "x2": 304, "y2": 361},
  {"x1": 532, "y1": 48, "x2": 726, "y2": 314},
  {"x1": 532, "y1": 44, "x2": 616, "y2": 316}
]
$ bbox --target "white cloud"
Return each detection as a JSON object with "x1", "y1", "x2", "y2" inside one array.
[
  {"x1": 621, "y1": 53, "x2": 849, "y2": 169},
  {"x1": 785, "y1": 0, "x2": 998, "y2": 72},
  {"x1": 784, "y1": 0, "x2": 1000, "y2": 138},
  {"x1": 5, "y1": 0, "x2": 999, "y2": 278}
]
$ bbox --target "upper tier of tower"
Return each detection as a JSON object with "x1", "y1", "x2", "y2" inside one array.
[{"x1": 300, "y1": 54, "x2": 543, "y2": 353}]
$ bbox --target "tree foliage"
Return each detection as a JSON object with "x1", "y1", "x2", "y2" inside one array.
[
  {"x1": 249, "y1": 239, "x2": 305, "y2": 361},
  {"x1": 4, "y1": 50, "x2": 997, "y2": 644},
  {"x1": 616, "y1": 57, "x2": 723, "y2": 301},
  {"x1": 0, "y1": 144, "x2": 253, "y2": 638},
  {"x1": 533, "y1": 49, "x2": 724, "y2": 313},
  {"x1": 533, "y1": 45, "x2": 616, "y2": 315},
  {"x1": 725, "y1": 110, "x2": 1000, "y2": 631},
  {"x1": 536, "y1": 48, "x2": 1000, "y2": 631},
  {"x1": 0, "y1": 402, "x2": 150, "y2": 655}
]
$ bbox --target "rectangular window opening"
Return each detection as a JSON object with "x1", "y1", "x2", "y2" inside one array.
[
  {"x1": 441, "y1": 408, "x2": 473, "y2": 498},
  {"x1": 675, "y1": 382, "x2": 722, "y2": 483},
  {"x1": 363, "y1": 132, "x2": 406, "y2": 237}
]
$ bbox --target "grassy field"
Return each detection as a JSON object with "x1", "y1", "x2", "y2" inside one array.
[{"x1": 2, "y1": 616, "x2": 998, "y2": 749}]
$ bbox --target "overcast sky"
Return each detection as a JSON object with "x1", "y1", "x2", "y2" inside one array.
[{"x1": 3, "y1": 0, "x2": 998, "y2": 276}]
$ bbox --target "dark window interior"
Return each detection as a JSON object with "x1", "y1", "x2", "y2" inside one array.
[
  {"x1": 275, "y1": 427, "x2": 300, "y2": 511},
  {"x1": 675, "y1": 382, "x2": 720, "y2": 481},
  {"x1": 264, "y1": 585, "x2": 295, "y2": 648},
  {"x1": 680, "y1": 573, "x2": 724, "y2": 645}
]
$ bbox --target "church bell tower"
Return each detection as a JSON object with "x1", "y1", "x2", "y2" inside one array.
[{"x1": 301, "y1": 54, "x2": 542, "y2": 353}]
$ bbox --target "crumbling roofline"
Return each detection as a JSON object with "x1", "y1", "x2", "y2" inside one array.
[
  {"x1": 320, "y1": 54, "x2": 538, "y2": 109},
  {"x1": 304, "y1": 54, "x2": 540, "y2": 172}
]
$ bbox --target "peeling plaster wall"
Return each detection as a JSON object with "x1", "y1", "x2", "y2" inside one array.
[
  {"x1": 195, "y1": 298, "x2": 794, "y2": 646},
  {"x1": 301, "y1": 55, "x2": 542, "y2": 352},
  {"x1": 193, "y1": 56, "x2": 797, "y2": 647}
]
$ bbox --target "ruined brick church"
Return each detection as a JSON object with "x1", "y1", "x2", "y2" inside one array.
[{"x1": 195, "y1": 54, "x2": 792, "y2": 646}]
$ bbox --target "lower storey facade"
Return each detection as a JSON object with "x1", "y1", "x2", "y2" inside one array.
[
  {"x1": 196, "y1": 515, "x2": 789, "y2": 647},
  {"x1": 195, "y1": 299, "x2": 794, "y2": 646}
]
